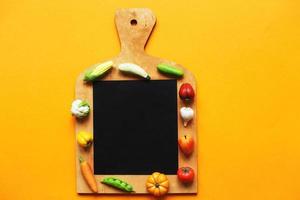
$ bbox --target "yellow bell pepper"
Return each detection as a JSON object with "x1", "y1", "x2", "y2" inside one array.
[{"x1": 77, "y1": 131, "x2": 93, "y2": 148}]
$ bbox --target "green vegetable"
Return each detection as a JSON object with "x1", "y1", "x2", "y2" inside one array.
[
  {"x1": 78, "y1": 100, "x2": 89, "y2": 107},
  {"x1": 101, "y1": 177, "x2": 134, "y2": 192},
  {"x1": 84, "y1": 60, "x2": 113, "y2": 82},
  {"x1": 157, "y1": 63, "x2": 184, "y2": 77}
]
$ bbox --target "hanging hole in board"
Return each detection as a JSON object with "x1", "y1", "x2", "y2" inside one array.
[{"x1": 130, "y1": 19, "x2": 137, "y2": 26}]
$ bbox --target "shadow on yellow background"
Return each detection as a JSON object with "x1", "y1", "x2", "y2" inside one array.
[{"x1": 0, "y1": 0, "x2": 299, "y2": 200}]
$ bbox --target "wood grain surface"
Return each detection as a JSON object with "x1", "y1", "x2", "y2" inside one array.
[{"x1": 75, "y1": 8, "x2": 197, "y2": 194}]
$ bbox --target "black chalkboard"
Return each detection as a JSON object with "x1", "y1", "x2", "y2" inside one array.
[{"x1": 93, "y1": 80, "x2": 178, "y2": 175}]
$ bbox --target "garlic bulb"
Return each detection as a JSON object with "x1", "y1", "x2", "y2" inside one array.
[
  {"x1": 180, "y1": 107, "x2": 194, "y2": 127},
  {"x1": 71, "y1": 99, "x2": 90, "y2": 118}
]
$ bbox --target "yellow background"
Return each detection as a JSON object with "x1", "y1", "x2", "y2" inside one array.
[{"x1": 0, "y1": 0, "x2": 299, "y2": 199}]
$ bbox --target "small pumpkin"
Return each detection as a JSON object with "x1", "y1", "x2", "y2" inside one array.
[{"x1": 146, "y1": 172, "x2": 169, "y2": 196}]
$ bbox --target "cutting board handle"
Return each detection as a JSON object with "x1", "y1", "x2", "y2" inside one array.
[{"x1": 115, "y1": 8, "x2": 156, "y2": 54}]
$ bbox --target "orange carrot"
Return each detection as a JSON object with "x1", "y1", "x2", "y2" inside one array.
[{"x1": 79, "y1": 156, "x2": 98, "y2": 193}]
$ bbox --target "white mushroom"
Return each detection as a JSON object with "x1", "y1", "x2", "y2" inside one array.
[{"x1": 180, "y1": 107, "x2": 194, "y2": 127}]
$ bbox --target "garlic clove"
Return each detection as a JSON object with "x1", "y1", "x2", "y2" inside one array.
[{"x1": 180, "y1": 107, "x2": 194, "y2": 127}]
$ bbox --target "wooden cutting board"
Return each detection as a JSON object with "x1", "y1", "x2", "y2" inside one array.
[{"x1": 75, "y1": 8, "x2": 197, "y2": 194}]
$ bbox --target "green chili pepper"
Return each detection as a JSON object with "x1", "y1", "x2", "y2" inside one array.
[{"x1": 101, "y1": 177, "x2": 134, "y2": 192}]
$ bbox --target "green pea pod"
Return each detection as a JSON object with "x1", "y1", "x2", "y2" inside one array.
[
  {"x1": 101, "y1": 177, "x2": 134, "y2": 192},
  {"x1": 157, "y1": 63, "x2": 184, "y2": 77}
]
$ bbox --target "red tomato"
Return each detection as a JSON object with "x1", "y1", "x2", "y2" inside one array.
[
  {"x1": 179, "y1": 83, "x2": 195, "y2": 101},
  {"x1": 177, "y1": 166, "x2": 195, "y2": 183}
]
